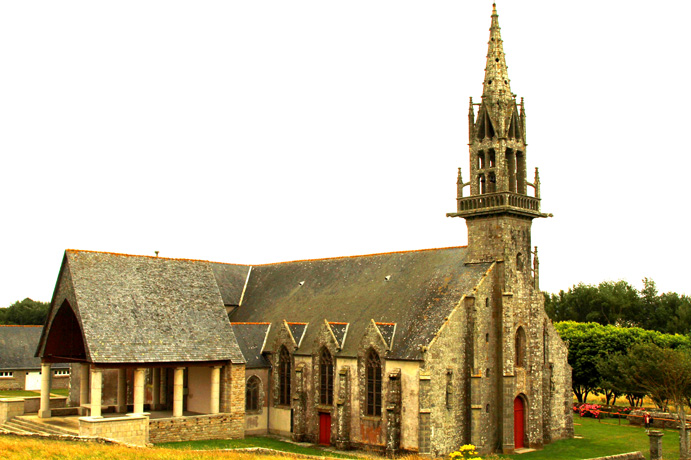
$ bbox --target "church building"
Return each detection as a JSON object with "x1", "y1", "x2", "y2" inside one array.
[{"x1": 35, "y1": 5, "x2": 573, "y2": 454}]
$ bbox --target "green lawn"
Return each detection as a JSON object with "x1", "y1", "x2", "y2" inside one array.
[
  {"x1": 0, "y1": 389, "x2": 68, "y2": 398},
  {"x1": 501, "y1": 415, "x2": 681, "y2": 460},
  {"x1": 158, "y1": 416, "x2": 682, "y2": 460},
  {"x1": 0, "y1": 389, "x2": 41, "y2": 398},
  {"x1": 155, "y1": 436, "x2": 358, "y2": 458}
]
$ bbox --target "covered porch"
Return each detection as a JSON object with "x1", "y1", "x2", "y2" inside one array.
[{"x1": 35, "y1": 250, "x2": 248, "y2": 445}]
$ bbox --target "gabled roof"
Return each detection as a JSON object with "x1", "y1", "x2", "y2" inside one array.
[
  {"x1": 0, "y1": 326, "x2": 68, "y2": 370},
  {"x1": 328, "y1": 322, "x2": 349, "y2": 349},
  {"x1": 230, "y1": 246, "x2": 491, "y2": 360},
  {"x1": 375, "y1": 322, "x2": 396, "y2": 350},
  {"x1": 230, "y1": 323, "x2": 271, "y2": 368},
  {"x1": 39, "y1": 250, "x2": 244, "y2": 365},
  {"x1": 210, "y1": 263, "x2": 250, "y2": 306}
]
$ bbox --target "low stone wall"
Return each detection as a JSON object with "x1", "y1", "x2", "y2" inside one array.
[
  {"x1": 79, "y1": 414, "x2": 149, "y2": 447},
  {"x1": 628, "y1": 410, "x2": 689, "y2": 430},
  {"x1": 149, "y1": 413, "x2": 244, "y2": 444},
  {"x1": 584, "y1": 453, "x2": 644, "y2": 460},
  {"x1": 51, "y1": 407, "x2": 80, "y2": 416},
  {"x1": 0, "y1": 399, "x2": 24, "y2": 424},
  {"x1": 24, "y1": 396, "x2": 67, "y2": 413}
]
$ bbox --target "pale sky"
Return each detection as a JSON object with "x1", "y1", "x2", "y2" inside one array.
[{"x1": 1, "y1": 1, "x2": 689, "y2": 308}]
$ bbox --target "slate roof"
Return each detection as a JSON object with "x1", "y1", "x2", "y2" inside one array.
[
  {"x1": 230, "y1": 323, "x2": 271, "y2": 368},
  {"x1": 328, "y1": 322, "x2": 349, "y2": 349},
  {"x1": 376, "y1": 323, "x2": 396, "y2": 350},
  {"x1": 211, "y1": 263, "x2": 250, "y2": 306},
  {"x1": 230, "y1": 246, "x2": 492, "y2": 361},
  {"x1": 41, "y1": 250, "x2": 244, "y2": 365},
  {"x1": 287, "y1": 322, "x2": 308, "y2": 348},
  {"x1": 0, "y1": 326, "x2": 68, "y2": 370}
]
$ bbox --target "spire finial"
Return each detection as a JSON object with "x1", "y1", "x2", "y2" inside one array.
[{"x1": 483, "y1": 3, "x2": 512, "y2": 101}]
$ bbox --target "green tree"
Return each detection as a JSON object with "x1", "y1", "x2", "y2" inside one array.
[
  {"x1": 0, "y1": 298, "x2": 50, "y2": 325},
  {"x1": 616, "y1": 344, "x2": 691, "y2": 459},
  {"x1": 547, "y1": 279, "x2": 691, "y2": 335},
  {"x1": 555, "y1": 321, "x2": 691, "y2": 403},
  {"x1": 546, "y1": 281, "x2": 640, "y2": 326}
]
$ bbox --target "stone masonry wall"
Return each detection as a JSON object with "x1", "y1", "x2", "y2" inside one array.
[
  {"x1": 149, "y1": 413, "x2": 243, "y2": 443},
  {"x1": 423, "y1": 264, "x2": 499, "y2": 456},
  {"x1": 0, "y1": 371, "x2": 69, "y2": 391},
  {"x1": 79, "y1": 414, "x2": 149, "y2": 447},
  {"x1": 0, "y1": 399, "x2": 24, "y2": 424},
  {"x1": 220, "y1": 362, "x2": 245, "y2": 419}
]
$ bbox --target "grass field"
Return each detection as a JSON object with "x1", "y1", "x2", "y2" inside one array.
[
  {"x1": 0, "y1": 389, "x2": 69, "y2": 399},
  {"x1": 155, "y1": 436, "x2": 357, "y2": 458},
  {"x1": 0, "y1": 390, "x2": 42, "y2": 398},
  {"x1": 0, "y1": 414, "x2": 684, "y2": 459},
  {"x1": 499, "y1": 415, "x2": 681, "y2": 460}
]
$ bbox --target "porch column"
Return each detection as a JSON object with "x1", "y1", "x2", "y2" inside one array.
[
  {"x1": 90, "y1": 368, "x2": 103, "y2": 418},
  {"x1": 210, "y1": 366, "x2": 221, "y2": 414},
  {"x1": 117, "y1": 369, "x2": 127, "y2": 413},
  {"x1": 160, "y1": 368, "x2": 167, "y2": 406},
  {"x1": 152, "y1": 368, "x2": 161, "y2": 411},
  {"x1": 133, "y1": 368, "x2": 145, "y2": 414},
  {"x1": 173, "y1": 367, "x2": 185, "y2": 417},
  {"x1": 38, "y1": 362, "x2": 51, "y2": 418},
  {"x1": 80, "y1": 363, "x2": 90, "y2": 408}
]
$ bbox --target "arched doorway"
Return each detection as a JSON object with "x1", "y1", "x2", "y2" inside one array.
[{"x1": 513, "y1": 395, "x2": 526, "y2": 449}]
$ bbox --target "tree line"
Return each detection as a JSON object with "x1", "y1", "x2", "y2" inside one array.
[
  {"x1": 546, "y1": 278, "x2": 691, "y2": 334},
  {"x1": 0, "y1": 298, "x2": 50, "y2": 325},
  {"x1": 556, "y1": 321, "x2": 691, "y2": 458}
]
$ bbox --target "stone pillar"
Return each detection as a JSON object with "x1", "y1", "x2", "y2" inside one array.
[
  {"x1": 210, "y1": 366, "x2": 221, "y2": 414},
  {"x1": 133, "y1": 368, "x2": 145, "y2": 414},
  {"x1": 160, "y1": 368, "x2": 167, "y2": 407},
  {"x1": 649, "y1": 430, "x2": 664, "y2": 460},
  {"x1": 173, "y1": 367, "x2": 184, "y2": 417},
  {"x1": 117, "y1": 369, "x2": 127, "y2": 413},
  {"x1": 292, "y1": 367, "x2": 306, "y2": 442},
  {"x1": 335, "y1": 367, "x2": 351, "y2": 450},
  {"x1": 80, "y1": 363, "x2": 90, "y2": 410},
  {"x1": 385, "y1": 369, "x2": 402, "y2": 458},
  {"x1": 152, "y1": 368, "x2": 161, "y2": 411},
  {"x1": 38, "y1": 362, "x2": 52, "y2": 418},
  {"x1": 90, "y1": 368, "x2": 103, "y2": 418}
]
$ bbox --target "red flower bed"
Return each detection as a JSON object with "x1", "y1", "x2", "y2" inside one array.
[{"x1": 573, "y1": 403, "x2": 602, "y2": 418}]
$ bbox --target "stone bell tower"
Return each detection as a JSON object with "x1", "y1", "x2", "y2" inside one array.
[{"x1": 447, "y1": 3, "x2": 549, "y2": 289}]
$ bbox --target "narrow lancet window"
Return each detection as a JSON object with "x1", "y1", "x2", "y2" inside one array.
[
  {"x1": 279, "y1": 346, "x2": 291, "y2": 405},
  {"x1": 515, "y1": 327, "x2": 527, "y2": 368},
  {"x1": 366, "y1": 349, "x2": 382, "y2": 416},
  {"x1": 319, "y1": 348, "x2": 334, "y2": 405}
]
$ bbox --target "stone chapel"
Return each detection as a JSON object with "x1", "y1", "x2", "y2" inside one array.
[{"x1": 34, "y1": 4, "x2": 573, "y2": 454}]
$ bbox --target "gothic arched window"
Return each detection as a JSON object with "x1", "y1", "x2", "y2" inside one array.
[
  {"x1": 515, "y1": 327, "x2": 527, "y2": 368},
  {"x1": 246, "y1": 375, "x2": 261, "y2": 411},
  {"x1": 319, "y1": 348, "x2": 334, "y2": 405},
  {"x1": 366, "y1": 349, "x2": 382, "y2": 416},
  {"x1": 279, "y1": 346, "x2": 291, "y2": 405}
]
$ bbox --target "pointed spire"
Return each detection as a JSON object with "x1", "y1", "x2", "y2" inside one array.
[{"x1": 483, "y1": 3, "x2": 512, "y2": 101}]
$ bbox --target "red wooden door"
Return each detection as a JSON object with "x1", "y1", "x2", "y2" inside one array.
[
  {"x1": 319, "y1": 413, "x2": 331, "y2": 445},
  {"x1": 514, "y1": 396, "x2": 525, "y2": 448}
]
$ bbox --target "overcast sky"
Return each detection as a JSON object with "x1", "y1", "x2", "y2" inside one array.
[{"x1": 1, "y1": 1, "x2": 689, "y2": 308}]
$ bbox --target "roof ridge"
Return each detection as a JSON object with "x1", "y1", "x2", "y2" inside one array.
[
  {"x1": 0, "y1": 325, "x2": 42, "y2": 328},
  {"x1": 231, "y1": 322, "x2": 271, "y2": 325},
  {"x1": 66, "y1": 249, "x2": 252, "y2": 267},
  {"x1": 250, "y1": 245, "x2": 468, "y2": 267},
  {"x1": 66, "y1": 245, "x2": 468, "y2": 268}
]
